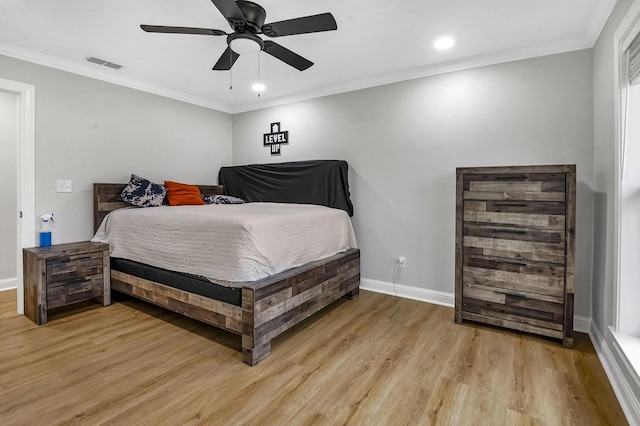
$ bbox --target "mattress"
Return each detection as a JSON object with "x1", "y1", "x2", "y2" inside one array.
[
  {"x1": 92, "y1": 203, "x2": 357, "y2": 285},
  {"x1": 110, "y1": 257, "x2": 242, "y2": 306}
]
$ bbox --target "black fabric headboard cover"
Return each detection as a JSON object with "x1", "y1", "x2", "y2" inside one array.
[{"x1": 218, "y1": 160, "x2": 354, "y2": 216}]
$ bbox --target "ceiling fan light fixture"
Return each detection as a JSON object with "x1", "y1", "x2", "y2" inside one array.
[
  {"x1": 252, "y1": 82, "x2": 265, "y2": 91},
  {"x1": 228, "y1": 33, "x2": 264, "y2": 55}
]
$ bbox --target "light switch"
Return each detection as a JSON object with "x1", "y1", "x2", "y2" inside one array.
[{"x1": 56, "y1": 180, "x2": 72, "y2": 193}]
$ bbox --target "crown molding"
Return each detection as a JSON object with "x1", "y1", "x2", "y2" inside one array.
[
  {"x1": 230, "y1": 35, "x2": 593, "y2": 113},
  {"x1": 584, "y1": 0, "x2": 618, "y2": 45},
  {"x1": 0, "y1": 7, "x2": 613, "y2": 117},
  {"x1": 0, "y1": 43, "x2": 232, "y2": 114}
]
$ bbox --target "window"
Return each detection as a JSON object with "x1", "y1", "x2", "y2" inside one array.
[{"x1": 614, "y1": 2, "x2": 640, "y2": 376}]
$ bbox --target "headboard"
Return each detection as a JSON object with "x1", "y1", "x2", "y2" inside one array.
[
  {"x1": 93, "y1": 183, "x2": 223, "y2": 233},
  {"x1": 218, "y1": 160, "x2": 354, "y2": 216}
]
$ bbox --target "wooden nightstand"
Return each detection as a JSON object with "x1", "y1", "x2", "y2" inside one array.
[{"x1": 23, "y1": 241, "x2": 111, "y2": 325}]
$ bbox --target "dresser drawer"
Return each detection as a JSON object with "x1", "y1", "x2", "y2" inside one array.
[
  {"x1": 463, "y1": 223, "x2": 566, "y2": 264},
  {"x1": 461, "y1": 292, "x2": 564, "y2": 331},
  {"x1": 46, "y1": 252, "x2": 103, "y2": 284},
  {"x1": 463, "y1": 199, "x2": 565, "y2": 216},
  {"x1": 464, "y1": 223, "x2": 564, "y2": 243},
  {"x1": 463, "y1": 198, "x2": 565, "y2": 230},
  {"x1": 461, "y1": 255, "x2": 565, "y2": 328},
  {"x1": 462, "y1": 264, "x2": 564, "y2": 297},
  {"x1": 463, "y1": 173, "x2": 566, "y2": 202}
]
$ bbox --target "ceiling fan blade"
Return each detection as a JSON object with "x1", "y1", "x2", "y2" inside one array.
[
  {"x1": 261, "y1": 13, "x2": 337, "y2": 38},
  {"x1": 212, "y1": 47, "x2": 240, "y2": 70},
  {"x1": 211, "y1": 0, "x2": 247, "y2": 29},
  {"x1": 263, "y1": 41, "x2": 313, "y2": 71},
  {"x1": 141, "y1": 25, "x2": 227, "y2": 36}
]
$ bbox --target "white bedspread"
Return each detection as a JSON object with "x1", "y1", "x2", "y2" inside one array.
[{"x1": 92, "y1": 203, "x2": 357, "y2": 285}]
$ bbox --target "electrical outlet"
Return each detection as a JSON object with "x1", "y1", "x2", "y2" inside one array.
[
  {"x1": 398, "y1": 256, "x2": 406, "y2": 268},
  {"x1": 56, "y1": 180, "x2": 72, "y2": 193}
]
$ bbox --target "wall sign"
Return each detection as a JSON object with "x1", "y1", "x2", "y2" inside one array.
[{"x1": 263, "y1": 122, "x2": 289, "y2": 155}]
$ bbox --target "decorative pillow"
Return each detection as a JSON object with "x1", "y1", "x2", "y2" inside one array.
[
  {"x1": 164, "y1": 180, "x2": 205, "y2": 206},
  {"x1": 203, "y1": 194, "x2": 246, "y2": 205},
  {"x1": 120, "y1": 174, "x2": 167, "y2": 207}
]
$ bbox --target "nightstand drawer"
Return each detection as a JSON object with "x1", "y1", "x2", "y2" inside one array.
[
  {"x1": 47, "y1": 276, "x2": 104, "y2": 309},
  {"x1": 46, "y1": 252, "x2": 103, "y2": 284}
]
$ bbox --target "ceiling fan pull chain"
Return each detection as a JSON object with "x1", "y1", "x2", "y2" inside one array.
[
  {"x1": 229, "y1": 50, "x2": 233, "y2": 90},
  {"x1": 257, "y1": 54, "x2": 261, "y2": 98}
]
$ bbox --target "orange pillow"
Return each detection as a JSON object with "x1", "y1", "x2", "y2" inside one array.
[{"x1": 164, "y1": 180, "x2": 205, "y2": 206}]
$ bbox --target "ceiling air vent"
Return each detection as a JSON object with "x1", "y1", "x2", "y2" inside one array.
[{"x1": 86, "y1": 56, "x2": 123, "y2": 70}]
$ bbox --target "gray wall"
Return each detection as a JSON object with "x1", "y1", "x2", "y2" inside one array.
[
  {"x1": 0, "y1": 54, "x2": 233, "y2": 244},
  {"x1": 0, "y1": 50, "x2": 596, "y2": 319},
  {"x1": 0, "y1": 91, "x2": 17, "y2": 280},
  {"x1": 233, "y1": 50, "x2": 595, "y2": 317}
]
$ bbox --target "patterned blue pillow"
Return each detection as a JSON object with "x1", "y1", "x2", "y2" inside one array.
[
  {"x1": 203, "y1": 194, "x2": 245, "y2": 205},
  {"x1": 120, "y1": 174, "x2": 167, "y2": 207}
]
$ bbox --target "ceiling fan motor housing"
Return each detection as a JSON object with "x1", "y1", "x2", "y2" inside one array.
[{"x1": 234, "y1": 1, "x2": 266, "y2": 33}]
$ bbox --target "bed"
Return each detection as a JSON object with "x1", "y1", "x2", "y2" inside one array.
[{"x1": 92, "y1": 162, "x2": 360, "y2": 366}]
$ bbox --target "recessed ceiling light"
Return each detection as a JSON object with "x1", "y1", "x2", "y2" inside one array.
[
  {"x1": 433, "y1": 37, "x2": 455, "y2": 50},
  {"x1": 252, "y1": 83, "x2": 265, "y2": 92}
]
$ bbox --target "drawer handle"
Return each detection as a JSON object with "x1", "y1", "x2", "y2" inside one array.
[
  {"x1": 62, "y1": 277, "x2": 95, "y2": 286},
  {"x1": 59, "y1": 255, "x2": 93, "y2": 263},
  {"x1": 494, "y1": 229, "x2": 527, "y2": 234},
  {"x1": 502, "y1": 260, "x2": 527, "y2": 267},
  {"x1": 495, "y1": 175, "x2": 526, "y2": 180},
  {"x1": 498, "y1": 203, "x2": 527, "y2": 207}
]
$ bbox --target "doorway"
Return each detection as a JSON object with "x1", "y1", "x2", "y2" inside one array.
[
  {"x1": 0, "y1": 78, "x2": 35, "y2": 315},
  {"x1": 0, "y1": 91, "x2": 18, "y2": 290}
]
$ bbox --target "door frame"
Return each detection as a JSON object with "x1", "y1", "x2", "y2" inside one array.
[{"x1": 0, "y1": 77, "x2": 35, "y2": 315}]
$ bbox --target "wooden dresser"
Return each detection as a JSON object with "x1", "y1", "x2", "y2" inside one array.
[
  {"x1": 23, "y1": 241, "x2": 111, "y2": 325},
  {"x1": 455, "y1": 165, "x2": 576, "y2": 347}
]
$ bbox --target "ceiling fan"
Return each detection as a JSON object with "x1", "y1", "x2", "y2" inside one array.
[{"x1": 141, "y1": 0, "x2": 337, "y2": 71}]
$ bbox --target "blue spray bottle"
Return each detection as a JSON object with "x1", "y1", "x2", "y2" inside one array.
[{"x1": 39, "y1": 213, "x2": 54, "y2": 247}]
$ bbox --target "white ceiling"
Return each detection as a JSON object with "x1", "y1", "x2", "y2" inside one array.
[{"x1": 0, "y1": 0, "x2": 616, "y2": 113}]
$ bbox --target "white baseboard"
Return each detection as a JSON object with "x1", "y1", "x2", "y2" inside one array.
[
  {"x1": 574, "y1": 315, "x2": 591, "y2": 334},
  {"x1": 0, "y1": 277, "x2": 17, "y2": 291},
  {"x1": 589, "y1": 323, "x2": 640, "y2": 425},
  {"x1": 360, "y1": 278, "x2": 454, "y2": 307},
  {"x1": 360, "y1": 278, "x2": 591, "y2": 333}
]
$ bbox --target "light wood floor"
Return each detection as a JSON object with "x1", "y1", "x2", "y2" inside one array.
[{"x1": 0, "y1": 288, "x2": 626, "y2": 425}]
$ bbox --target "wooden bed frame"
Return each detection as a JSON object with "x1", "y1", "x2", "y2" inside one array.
[{"x1": 93, "y1": 183, "x2": 361, "y2": 365}]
